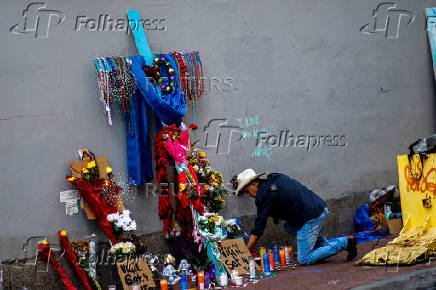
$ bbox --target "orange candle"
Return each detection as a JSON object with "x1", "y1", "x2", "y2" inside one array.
[
  {"x1": 268, "y1": 252, "x2": 275, "y2": 271},
  {"x1": 279, "y1": 249, "x2": 286, "y2": 267},
  {"x1": 198, "y1": 271, "x2": 204, "y2": 290},
  {"x1": 288, "y1": 246, "x2": 293, "y2": 262},
  {"x1": 160, "y1": 279, "x2": 168, "y2": 290}
]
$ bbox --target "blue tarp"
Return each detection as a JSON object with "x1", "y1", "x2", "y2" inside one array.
[{"x1": 353, "y1": 205, "x2": 388, "y2": 243}]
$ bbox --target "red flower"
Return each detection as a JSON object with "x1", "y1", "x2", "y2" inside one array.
[{"x1": 189, "y1": 123, "x2": 198, "y2": 130}]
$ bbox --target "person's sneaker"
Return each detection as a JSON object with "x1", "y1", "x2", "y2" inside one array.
[{"x1": 346, "y1": 235, "x2": 357, "y2": 261}]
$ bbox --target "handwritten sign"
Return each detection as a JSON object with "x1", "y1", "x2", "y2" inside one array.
[
  {"x1": 116, "y1": 258, "x2": 155, "y2": 289},
  {"x1": 219, "y1": 238, "x2": 260, "y2": 275}
]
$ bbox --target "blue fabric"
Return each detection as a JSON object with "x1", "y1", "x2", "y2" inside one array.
[
  {"x1": 125, "y1": 90, "x2": 153, "y2": 184},
  {"x1": 252, "y1": 173, "x2": 326, "y2": 237},
  {"x1": 129, "y1": 55, "x2": 185, "y2": 125},
  {"x1": 353, "y1": 205, "x2": 388, "y2": 243},
  {"x1": 126, "y1": 54, "x2": 186, "y2": 184},
  {"x1": 295, "y1": 208, "x2": 348, "y2": 265}
]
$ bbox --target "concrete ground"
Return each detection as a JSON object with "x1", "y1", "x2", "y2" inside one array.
[
  {"x1": 228, "y1": 235, "x2": 436, "y2": 290},
  {"x1": 4, "y1": 234, "x2": 436, "y2": 289}
]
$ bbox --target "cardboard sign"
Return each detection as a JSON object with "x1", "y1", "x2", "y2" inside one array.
[
  {"x1": 69, "y1": 156, "x2": 109, "y2": 179},
  {"x1": 219, "y1": 238, "x2": 260, "y2": 275},
  {"x1": 116, "y1": 258, "x2": 156, "y2": 289},
  {"x1": 70, "y1": 156, "x2": 125, "y2": 219}
]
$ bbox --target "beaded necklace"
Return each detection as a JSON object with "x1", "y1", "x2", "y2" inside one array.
[{"x1": 94, "y1": 56, "x2": 136, "y2": 136}]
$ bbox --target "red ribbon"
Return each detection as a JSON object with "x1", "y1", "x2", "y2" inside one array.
[
  {"x1": 38, "y1": 243, "x2": 77, "y2": 290},
  {"x1": 58, "y1": 232, "x2": 92, "y2": 290}
]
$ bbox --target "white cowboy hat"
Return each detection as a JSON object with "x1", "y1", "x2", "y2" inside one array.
[{"x1": 235, "y1": 169, "x2": 263, "y2": 196}]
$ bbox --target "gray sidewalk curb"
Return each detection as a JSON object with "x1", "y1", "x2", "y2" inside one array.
[{"x1": 352, "y1": 266, "x2": 436, "y2": 290}]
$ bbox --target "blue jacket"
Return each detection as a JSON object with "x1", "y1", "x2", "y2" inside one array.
[{"x1": 251, "y1": 173, "x2": 326, "y2": 236}]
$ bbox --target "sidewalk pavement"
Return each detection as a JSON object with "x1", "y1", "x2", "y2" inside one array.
[{"x1": 237, "y1": 235, "x2": 436, "y2": 289}]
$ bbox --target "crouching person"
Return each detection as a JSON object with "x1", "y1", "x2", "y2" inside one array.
[{"x1": 234, "y1": 169, "x2": 357, "y2": 265}]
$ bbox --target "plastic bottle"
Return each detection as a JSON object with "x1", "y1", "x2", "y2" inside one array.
[
  {"x1": 88, "y1": 234, "x2": 97, "y2": 279},
  {"x1": 249, "y1": 257, "x2": 256, "y2": 279},
  {"x1": 219, "y1": 272, "x2": 228, "y2": 287}
]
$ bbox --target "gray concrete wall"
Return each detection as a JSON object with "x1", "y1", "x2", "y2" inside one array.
[{"x1": 0, "y1": 0, "x2": 434, "y2": 260}]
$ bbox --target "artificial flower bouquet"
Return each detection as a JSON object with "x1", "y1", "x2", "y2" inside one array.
[
  {"x1": 107, "y1": 210, "x2": 137, "y2": 240},
  {"x1": 197, "y1": 213, "x2": 227, "y2": 242},
  {"x1": 188, "y1": 148, "x2": 228, "y2": 212},
  {"x1": 66, "y1": 150, "x2": 133, "y2": 244},
  {"x1": 108, "y1": 232, "x2": 147, "y2": 262}
]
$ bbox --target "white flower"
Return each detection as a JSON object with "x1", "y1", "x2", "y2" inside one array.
[
  {"x1": 108, "y1": 210, "x2": 137, "y2": 232},
  {"x1": 125, "y1": 220, "x2": 137, "y2": 231},
  {"x1": 110, "y1": 242, "x2": 135, "y2": 254},
  {"x1": 193, "y1": 165, "x2": 199, "y2": 172},
  {"x1": 107, "y1": 213, "x2": 118, "y2": 223}
]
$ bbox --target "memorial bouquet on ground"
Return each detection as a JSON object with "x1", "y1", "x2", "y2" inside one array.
[
  {"x1": 197, "y1": 213, "x2": 227, "y2": 242},
  {"x1": 59, "y1": 231, "x2": 99, "y2": 290}
]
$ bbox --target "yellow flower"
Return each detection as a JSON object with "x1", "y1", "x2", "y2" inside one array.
[
  {"x1": 82, "y1": 168, "x2": 89, "y2": 174},
  {"x1": 199, "y1": 152, "x2": 206, "y2": 158},
  {"x1": 180, "y1": 184, "x2": 186, "y2": 191},
  {"x1": 206, "y1": 169, "x2": 210, "y2": 174},
  {"x1": 86, "y1": 161, "x2": 96, "y2": 169},
  {"x1": 204, "y1": 185, "x2": 210, "y2": 190},
  {"x1": 60, "y1": 230, "x2": 67, "y2": 236},
  {"x1": 213, "y1": 182, "x2": 219, "y2": 187},
  {"x1": 67, "y1": 177, "x2": 76, "y2": 182},
  {"x1": 106, "y1": 166, "x2": 112, "y2": 174},
  {"x1": 105, "y1": 180, "x2": 109, "y2": 186},
  {"x1": 211, "y1": 174, "x2": 216, "y2": 179}
]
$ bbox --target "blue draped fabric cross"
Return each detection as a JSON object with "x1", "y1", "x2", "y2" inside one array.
[
  {"x1": 124, "y1": 10, "x2": 185, "y2": 184},
  {"x1": 126, "y1": 11, "x2": 226, "y2": 279},
  {"x1": 126, "y1": 54, "x2": 185, "y2": 184}
]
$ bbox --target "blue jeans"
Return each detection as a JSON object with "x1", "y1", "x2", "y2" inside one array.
[{"x1": 295, "y1": 208, "x2": 348, "y2": 265}]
